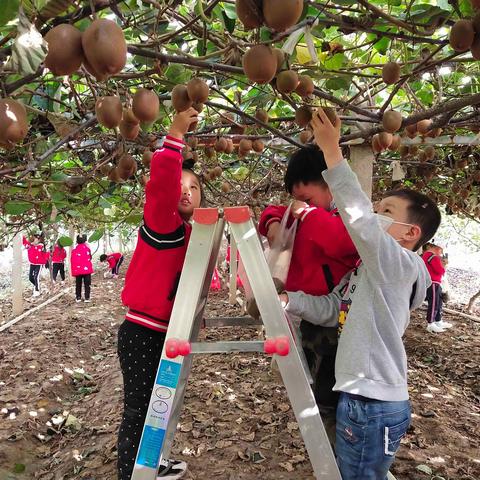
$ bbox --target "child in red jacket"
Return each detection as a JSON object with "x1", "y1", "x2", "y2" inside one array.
[
  {"x1": 258, "y1": 145, "x2": 359, "y2": 441},
  {"x1": 100, "y1": 252, "x2": 124, "y2": 278},
  {"x1": 71, "y1": 235, "x2": 93, "y2": 302},
  {"x1": 23, "y1": 233, "x2": 47, "y2": 297},
  {"x1": 52, "y1": 241, "x2": 67, "y2": 282},
  {"x1": 118, "y1": 108, "x2": 200, "y2": 480},
  {"x1": 422, "y1": 243, "x2": 451, "y2": 333}
]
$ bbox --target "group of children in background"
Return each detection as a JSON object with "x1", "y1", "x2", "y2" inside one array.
[{"x1": 22, "y1": 233, "x2": 124, "y2": 302}]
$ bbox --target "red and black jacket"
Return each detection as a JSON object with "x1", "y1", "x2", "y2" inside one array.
[
  {"x1": 121, "y1": 136, "x2": 191, "y2": 333},
  {"x1": 259, "y1": 205, "x2": 359, "y2": 296},
  {"x1": 106, "y1": 252, "x2": 123, "y2": 269},
  {"x1": 422, "y1": 251, "x2": 445, "y2": 284}
]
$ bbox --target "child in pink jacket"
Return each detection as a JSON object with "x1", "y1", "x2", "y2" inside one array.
[
  {"x1": 23, "y1": 233, "x2": 47, "y2": 297},
  {"x1": 71, "y1": 234, "x2": 94, "y2": 302}
]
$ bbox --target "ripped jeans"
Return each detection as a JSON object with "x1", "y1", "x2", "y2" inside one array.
[{"x1": 336, "y1": 392, "x2": 411, "y2": 480}]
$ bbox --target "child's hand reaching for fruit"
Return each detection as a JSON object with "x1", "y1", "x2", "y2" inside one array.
[
  {"x1": 168, "y1": 108, "x2": 199, "y2": 139},
  {"x1": 310, "y1": 107, "x2": 343, "y2": 169}
]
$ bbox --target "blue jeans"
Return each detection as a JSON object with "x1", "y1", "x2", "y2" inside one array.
[{"x1": 336, "y1": 392, "x2": 411, "y2": 480}]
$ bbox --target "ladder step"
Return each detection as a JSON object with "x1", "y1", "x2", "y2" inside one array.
[
  {"x1": 190, "y1": 341, "x2": 265, "y2": 354},
  {"x1": 204, "y1": 316, "x2": 263, "y2": 327}
]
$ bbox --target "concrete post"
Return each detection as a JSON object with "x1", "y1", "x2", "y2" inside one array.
[
  {"x1": 12, "y1": 233, "x2": 24, "y2": 316},
  {"x1": 350, "y1": 145, "x2": 374, "y2": 199}
]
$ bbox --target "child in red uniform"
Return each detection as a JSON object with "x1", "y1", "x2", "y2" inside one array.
[
  {"x1": 118, "y1": 108, "x2": 200, "y2": 480},
  {"x1": 258, "y1": 146, "x2": 359, "y2": 441},
  {"x1": 100, "y1": 252, "x2": 124, "y2": 278},
  {"x1": 422, "y1": 243, "x2": 452, "y2": 333},
  {"x1": 51, "y1": 241, "x2": 67, "y2": 282},
  {"x1": 71, "y1": 234, "x2": 93, "y2": 302},
  {"x1": 23, "y1": 234, "x2": 47, "y2": 297}
]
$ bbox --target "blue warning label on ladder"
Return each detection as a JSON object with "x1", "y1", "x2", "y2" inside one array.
[
  {"x1": 137, "y1": 425, "x2": 165, "y2": 468},
  {"x1": 156, "y1": 359, "x2": 181, "y2": 388}
]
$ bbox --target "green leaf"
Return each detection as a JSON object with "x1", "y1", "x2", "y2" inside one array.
[
  {"x1": 0, "y1": 0, "x2": 20, "y2": 26},
  {"x1": 222, "y1": 11, "x2": 236, "y2": 33},
  {"x1": 125, "y1": 213, "x2": 143, "y2": 225},
  {"x1": 373, "y1": 36, "x2": 390, "y2": 55},
  {"x1": 5, "y1": 201, "x2": 33, "y2": 215},
  {"x1": 324, "y1": 53, "x2": 345, "y2": 71},
  {"x1": 325, "y1": 77, "x2": 351, "y2": 91},
  {"x1": 58, "y1": 236, "x2": 73, "y2": 247},
  {"x1": 13, "y1": 463, "x2": 26, "y2": 473},
  {"x1": 88, "y1": 229, "x2": 104, "y2": 242},
  {"x1": 416, "y1": 464, "x2": 433, "y2": 475}
]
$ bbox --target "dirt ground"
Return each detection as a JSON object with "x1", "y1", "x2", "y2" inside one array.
[{"x1": 0, "y1": 264, "x2": 479, "y2": 480}]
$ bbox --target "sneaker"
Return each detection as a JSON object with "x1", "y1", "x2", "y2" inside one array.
[
  {"x1": 84, "y1": 299, "x2": 91, "y2": 303},
  {"x1": 436, "y1": 320, "x2": 452, "y2": 329},
  {"x1": 427, "y1": 323, "x2": 445, "y2": 333},
  {"x1": 113, "y1": 274, "x2": 118, "y2": 279},
  {"x1": 33, "y1": 290, "x2": 41, "y2": 297},
  {"x1": 76, "y1": 298, "x2": 82, "y2": 303},
  {"x1": 157, "y1": 459, "x2": 187, "y2": 479}
]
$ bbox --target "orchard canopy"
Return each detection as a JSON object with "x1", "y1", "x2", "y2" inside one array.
[{"x1": 1, "y1": 0, "x2": 480, "y2": 244}]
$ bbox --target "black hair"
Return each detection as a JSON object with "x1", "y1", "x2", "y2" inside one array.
[
  {"x1": 76, "y1": 234, "x2": 87, "y2": 244},
  {"x1": 100, "y1": 254, "x2": 107, "y2": 262},
  {"x1": 383, "y1": 189, "x2": 441, "y2": 251},
  {"x1": 182, "y1": 160, "x2": 206, "y2": 207},
  {"x1": 284, "y1": 145, "x2": 328, "y2": 194}
]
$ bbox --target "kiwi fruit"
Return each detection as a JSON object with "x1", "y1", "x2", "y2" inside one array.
[
  {"x1": 295, "y1": 106, "x2": 312, "y2": 127},
  {"x1": 382, "y1": 110, "x2": 403, "y2": 133},
  {"x1": 225, "y1": 138, "x2": 235, "y2": 154},
  {"x1": 417, "y1": 119, "x2": 432, "y2": 135},
  {"x1": 221, "y1": 182, "x2": 232, "y2": 193},
  {"x1": 213, "y1": 166, "x2": 223, "y2": 177},
  {"x1": 388, "y1": 135, "x2": 401, "y2": 151},
  {"x1": 471, "y1": 35, "x2": 480, "y2": 59},
  {"x1": 276, "y1": 70, "x2": 299, "y2": 94},
  {"x1": 405, "y1": 123, "x2": 417, "y2": 138},
  {"x1": 323, "y1": 107, "x2": 337, "y2": 126},
  {"x1": 408, "y1": 145, "x2": 419, "y2": 156},
  {"x1": 230, "y1": 124, "x2": 246, "y2": 135},
  {"x1": 399, "y1": 145, "x2": 409, "y2": 158},
  {"x1": 242, "y1": 45, "x2": 277, "y2": 84},
  {"x1": 187, "y1": 78, "x2": 210, "y2": 103},
  {"x1": 255, "y1": 108, "x2": 269, "y2": 124},
  {"x1": 449, "y1": 19, "x2": 475, "y2": 52},
  {"x1": 382, "y1": 62, "x2": 401, "y2": 85},
  {"x1": 122, "y1": 108, "x2": 140, "y2": 125},
  {"x1": 132, "y1": 89, "x2": 159, "y2": 123},
  {"x1": 139, "y1": 175, "x2": 149, "y2": 187},
  {"x1": 239, "y1": 138, "x2": 253, "y2": 153},
  {"x1": 119, "y1": 119, "x2": 140, "y2": 140},
  {"x1": 235, "y1": 0, "x2": 264, "y2": 30},
  {"x1": 273, "y1": 48, "x2": 286, "y2": 73},
  {"x1": 205, "y1": 146, "x2": 215, "y2": 159},
  {"x1": 44, "y1": 24, "x2": 84, "y2": 76},
  {"x1": 295, "y1": 75, "x2": 315, "y2": 97},
  {"x1": 418, "y1": 150, "x2": 428, "y2": 163},
  {"x1": 252, "y1": 139, "x2": 264, "y2": 152},
  {"x1": 172, "y1": 84, "x2": 193, "y2": 112},
  {"x1": 108, "y1": 167, "x2": 123, "y2": 183},
  {"x1": 192, "y1": 102, "x2": 204, "y2": 113},
  {"x1": 100, "y1": 163, "x2": 114, "y2": 176},
  {"x1": 215, "y1": 137, "x2": 228, "y2": 152},
  {"x1": 0, "y1": 99, "x2": 29, "y2": 148},
  {"x1": 95, "y1": 96, "x2": 123, "y2": 129},
  {"x1": 425, "y1": 145, "x2": 436, "y2": 160},
  {"x1": 142, "y1": 150, "x2": 154, "y2": 168},
  {"x1": 299, "y1": 130, "x2": 311, "y2": 144},
  {"x1": 82, "y1": 19, "x2": 127, "y2": 80},
  {"x1": 263, "y1": 0, "x2": 304, "y2": 32},
  {"x1": 427, "y1": 127, "x2": 442, "y2": 138},
  {"x1": 371, "y1": 134, "x2": 382, "y2": 153}
]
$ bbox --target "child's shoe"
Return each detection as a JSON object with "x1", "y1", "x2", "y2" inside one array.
[
  {"x1": 75, "y1": 298, "x2": 82, "y2": 303},
  {"x1": 84, "y1": 299, "x2": 91, "y2": 303},
  {"x1": 157, "y1": 459, "x2": 187, "y2": 479},
  {"x1": 435, "y1": 320, "x2": 452, "y2": 329},
  {"x1": 427, "y1": 323, "x2": 445, "y2": 333},
  {"x1": 33, "y1": 290, "x2": 40, "y2": 297}
]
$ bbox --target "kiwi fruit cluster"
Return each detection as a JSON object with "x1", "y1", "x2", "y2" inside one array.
[
  {"x1": 295, "y1": 106, "x2": 336, "y2": 128},
  {"x1": 236, "y1": 0, "x2": 304, "y2": 32},
  {"x1": 171, "y1": 78, "x2": 209, "y2": 114},
  {"x1": 107, "y1": 153, "x2": 138, "y2": 183},
  {"x1": 0, "y1": 98, "x2": 29, "y2": 148},
  {"x1": 119, "y1": 108, "x2": 141, "y2": 140},
  {"x1": 214, "y1": 137, "x2": 235, "y2": 154},
  {"x1": 44, "y1": 19, "x2": 127, "y2": 80},
  {"x1": 205, "y1": 165, "x2": 223, "y2": 181},
  {"x1": 371, "y1": 132, "x2": 401, "y2": 153}
]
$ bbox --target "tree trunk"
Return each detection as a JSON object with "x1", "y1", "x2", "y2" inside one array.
[
  {"x1": 12, "y1": 233, "x2": 24, "y2": 316},
  {"x1": 468, "y1": 288, "x2": 480, "y2": 313}
]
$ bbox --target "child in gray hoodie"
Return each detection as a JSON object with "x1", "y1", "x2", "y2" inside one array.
[{"x1": 281, "y1": 108, "x2": 441, "y2": 480}]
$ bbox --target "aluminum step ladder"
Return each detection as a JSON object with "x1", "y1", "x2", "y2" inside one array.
[{"x1": 131, "y1": 206, "x2": 341, "y2": 480}]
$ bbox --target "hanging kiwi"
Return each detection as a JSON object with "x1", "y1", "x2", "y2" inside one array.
[
  {"x1": 225, "y1": 138, "x2": 235, "y2": 154},
  {"x1": 382, "y1": 62, "x2": 401, "y2": 85},
  {"x1": 425, "y1": 145, "x2": 436, "y2": 161},
  {"x1": 322, "y1": 107, "x2": 337, "y2": 126},
  {"x1": 142, "y1": 150, "x2": 154, "y2": 168},
  {"x1": 449, "y1": 19, "x2": 475, "y2": 52},
  {"x1": 388, "y1": 135, "x2": 401, "y2": 151},
  {"x1": 252, "y1": 139, "x2": 265, "y2": 152},
  {"x1": 242, "y1": 45, "x2": 277, "y2": 84},
  {"x1": 273, "y1": 48, "x2": 286, "y2": 73},
  {"x1": 221, "y1": 182, "x2": 232, "y2": 193},
  {"x1": 405, "y1": 123, "x2": 417, "y2": 138},
  {"x1": 371, "y1": 134, "x2": 382, "y2": 153},
  {"x1": 295, "y1": 106, "x2": 312, "y2": 127},
  {"x1": 119, "y1": 120, "x2": 140, "y2": 140},
  {"x1": 255, "y1": 108, "x2": 269, "y2": 124},
  {"x1": 213, "y1": 166, "x2": 223, "y2": 177},
  {"x1": 0, "y1": 99, "x2": 29, "y2": 148},
  {"x1": 44, "y1": 24, "x2": 84, "y2": 76},
  {"x1": 382, "y1": 110, "x2": 403, "y2": 133},
  {"x1": 132, "y1": 89, "x2": 160, "y2": 123},
  {"x1": 235, "y1": 0, "x2": 264, "y2": 30},
  {"x1": 295, "y1": 75, "x2": 315, "y2": 97},
  {"x1": 108, "y1": 167, "x2": 123, "y2": 183},
  {"x1": 215, "y1": 137, "x2": 228, "y2": 152},
  {"x1": 299, "y1": 130, "x2": 311, "y2": 144},
  {"x1": 276, "y1": 70, "x2": 299, "y2": 94},
  {"x1": 378, "y1": 132, "x2": 393, "y2": 150},
  {"x1": 471, "y1": 35, "x2": 480, "y2": 59},
  {"x1": 417, "y1": 119, "x2": 432, "y2": 135},
  {"x1": 171, "y1": 84, "x2": 193, "y2": 112},
  {"x1": 263, "y1": 0, "x2": 304, "y2": 31},
  {"x1": 186, "y1": 78, "x2": 210, "y2": 103},
  {"x1": 95, "y1": 96, "x2": 123, "y2": 129},
  {"x1": 239, "y1": 138, "x2": 253, "y2": 154},
  {"x1": 82, "y1": 19, "x2": 127, "y2": 80}
]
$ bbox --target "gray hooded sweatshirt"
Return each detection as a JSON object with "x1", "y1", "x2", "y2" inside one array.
[{"x1": 286, "y1": 160, "x2": 431, "y2": 402}]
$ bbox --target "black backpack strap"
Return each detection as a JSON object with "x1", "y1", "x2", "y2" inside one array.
[{"x1": 409, "y1": 281, "x2": 417, "y2": 309}]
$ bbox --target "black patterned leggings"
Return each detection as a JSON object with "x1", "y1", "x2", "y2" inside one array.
[
  {"x1": 52, "y1": 263, "x2": 65, "y2": 281},
  {"x1": 117, "y1": 320, "x2": 166, "y2": 480},
  {"x1": 29, "y1": 265, "x2": 41, "y2": 291}
]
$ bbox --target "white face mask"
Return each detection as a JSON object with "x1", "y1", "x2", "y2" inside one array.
[{"x1": 374, "y1": 213, "x2": 414, "y2": 232}]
